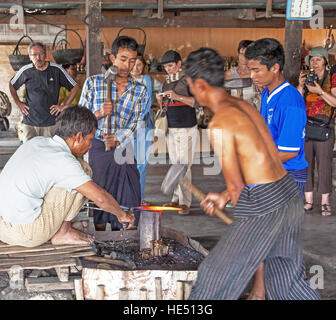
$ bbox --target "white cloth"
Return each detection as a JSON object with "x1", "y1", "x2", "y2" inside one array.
[
  {"x1": 0, "y1": 135, "x2": 91, "y2": 224},
  {"x1": 168, "y1": 125, "x2": 199, "y2": 207}
]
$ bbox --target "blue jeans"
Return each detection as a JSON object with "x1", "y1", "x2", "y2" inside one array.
[{"x1": 134, "y1": 114, "x2": 155, "y2": 199}]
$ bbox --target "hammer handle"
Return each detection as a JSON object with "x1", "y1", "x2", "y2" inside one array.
[
  {"x1": 105, "y1": 80, "x2": 112, "y2": 151},
  {"x1": 180, "y1": 179, "x2": 233, "y2": 225},
  {"x1": 105, "y1": 79, "x2": 112, "y2": 152}
]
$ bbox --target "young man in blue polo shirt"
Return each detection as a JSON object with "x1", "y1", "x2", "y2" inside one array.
[{"x1": 244, "y1": 38, "x2": 308, "y2": 300}]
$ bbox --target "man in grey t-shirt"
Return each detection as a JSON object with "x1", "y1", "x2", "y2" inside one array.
[
  {"x1": 0, "y1": 106, "x2": 134, "y2": 247},
  {"x1": 9, "y1": 42, "x2": 79, "y2": 143}
]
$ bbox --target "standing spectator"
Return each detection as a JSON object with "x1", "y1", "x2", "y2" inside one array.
[
  {"x1": 244, "y1": 38, "x2": 309, "y2": 300},
  {"x1": 58, "y1": 63, "x2": 83, "y2": 106},
  {"x1": 225, "y1": 40, "x2": 261, "y2": 110},
  {"x1": 131, "y1": 55, "x2": 162, "y2": 205},
  {"x1": 9, "y1": 42, "x2": 78, "y2": 143},
  {"x1": 156, "y1": 50, "x2": 199, "y2": 215},
  {"x1": 79, "y1": 36, "x2": 149, "y2": 231},
  {"x1": 297, "y1": 46, "x2": 336, "y2": 216}
]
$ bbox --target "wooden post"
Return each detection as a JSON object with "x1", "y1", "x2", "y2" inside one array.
[
  {"x1": 184, "y1": 281, "x2": 193, "y2": 300},
  {"x1": 176, "y1": 280, "x2": 184, "y2": 300},
  {"x1": 85, "y1": 0, "x2": 102, "y2": 77},
  {"x1": 96, "y1": 284, "x2": 105, "y2": 300},
  {"x1": 284, "y1": 19, "x2": 303, "y2": 87},
  {"x1": 155, "y1": 277, "x2": 163, "y2": 300},
  {"x1": 74, "y1": 278, "x2": 84, "y2": 300},
  {"x1": 55, "y1": 266, "x2": 70, "y2": 282},
  {"x1": 139, "y1": 287, "x2": 148, "y2": 300},
  {"x1": 119, "y1": 287, "x2": 129, "y2": 300}
]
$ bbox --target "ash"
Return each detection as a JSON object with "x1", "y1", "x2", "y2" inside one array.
[{"x1": 95, "y1": 238, "x2": 205, "y2": 270}]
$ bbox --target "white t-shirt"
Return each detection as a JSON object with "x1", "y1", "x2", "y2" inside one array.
[{"x1": 0, "y1": 135, "x2": 91, "y2": 224}]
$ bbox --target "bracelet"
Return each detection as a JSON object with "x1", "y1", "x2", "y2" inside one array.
[
  {"x1": 319, "y1": 90, "x2": 325, "y2": 96},
  {"x1": 180, "y1": 96, "x2": 184, "y2": 101}
]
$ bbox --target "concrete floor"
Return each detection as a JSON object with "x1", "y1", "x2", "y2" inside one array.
[{"x1": 1, "y1": 131, "x2": 336, "y2": 299}]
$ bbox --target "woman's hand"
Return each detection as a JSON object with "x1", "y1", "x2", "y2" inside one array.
[
  {"x1": 163, "y1": 90, "x2": 177, "y2": 100},
  {"x1": 306, "y1": 81, "x2": 323, "y2": 95},
  {"x1": 298, "y1": 71, "x2": 307, "y2": 89}
]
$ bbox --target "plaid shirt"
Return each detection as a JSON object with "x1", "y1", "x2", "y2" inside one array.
[{"x1": 79, "y1": 74, "x2": 148, "y2": 147}]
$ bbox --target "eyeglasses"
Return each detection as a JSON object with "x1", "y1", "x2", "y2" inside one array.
[{"x1": 30, "y1": 53, "x2": 45, "y2": 57}]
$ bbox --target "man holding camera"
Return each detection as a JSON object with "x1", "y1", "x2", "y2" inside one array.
[
  {"x1": 156, "y1": 50, "x2": 199, "y2": 215},
  {"x1": 297, "y1": 46, "x2": 336, "y2": 217}
]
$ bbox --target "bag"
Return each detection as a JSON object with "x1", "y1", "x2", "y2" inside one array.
[
  {"x1": 154, "y1": 108, "x2": 168, "y2": 136},
  {"x1": 305, "y1": 117, "x2": 331, "y2": 141}
]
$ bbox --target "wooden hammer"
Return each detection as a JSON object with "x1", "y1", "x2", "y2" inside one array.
[
  {"x1": 103, "y1": 65, "x2": 118, "y2": 151},
  {"x1": 161, "y1": 164, "x2": 233, "y2": 224}
]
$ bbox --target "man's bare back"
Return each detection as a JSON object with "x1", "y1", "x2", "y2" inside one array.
[{"x1": 208, "y1": 94, "x2": 287, "y2": 200}]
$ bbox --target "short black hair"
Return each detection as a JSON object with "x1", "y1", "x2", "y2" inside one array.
[
  {"x1": 55, "y1": 105, "x2": 98, "y2": 138},
  {"x1": 244, "y1": 38, "x2": 285, "y2": 71},
  {"x1": 111, "y1": 36, "x2": 138, "y2": 57},
  {"x1": 237, "y1": 40, "x2": 253, "y2": 53},
  {"x1": 185, "y1": 47, "x2": 225, "y2": 88}
]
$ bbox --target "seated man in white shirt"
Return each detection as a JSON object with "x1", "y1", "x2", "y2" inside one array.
[{"x1": 0, "y1": 105, "x2": 134, "y2": 247}]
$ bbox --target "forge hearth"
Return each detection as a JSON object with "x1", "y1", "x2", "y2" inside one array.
[{"x1": 82, "y1": 227, "x2": 209, "y2": 300}]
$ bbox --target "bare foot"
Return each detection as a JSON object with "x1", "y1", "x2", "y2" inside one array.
[
  {"x1": 51, "y1": 221, "x2": 94, "y2": 245},
  {"x1": 72, "y1": 220, "x2": 88, "y2": 233}
]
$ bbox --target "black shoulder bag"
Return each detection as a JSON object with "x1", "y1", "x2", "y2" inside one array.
[
  {"x1": 305, "y1": 108, "x2": 335, "y2": 141},
  {"x1": 305, "y1": 71, "x2": 335, "y2": 141}
]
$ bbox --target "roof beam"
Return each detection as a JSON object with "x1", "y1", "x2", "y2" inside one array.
[
  {"x1": 0, "y1": 13, "x2": 334, "y2": 29},
  {"x1": 0, "y1": 1, "x2": 335, "y2": 10}
]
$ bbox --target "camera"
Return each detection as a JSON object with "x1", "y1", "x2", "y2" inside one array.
[{"x1": 305, "y1": 69, "x2": 319, "y2": 86}]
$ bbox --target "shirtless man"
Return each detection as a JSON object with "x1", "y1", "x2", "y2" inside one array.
[
  {"x1": 0, "y1": 106, "x2": 134, "y2": 247},
  {"x1": 184, "y1": 47, "x2": 320, "y2": 300}
]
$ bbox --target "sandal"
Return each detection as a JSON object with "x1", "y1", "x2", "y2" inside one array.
[
  {"x1": 304, "y1": 201, "x2": 313, "y2": 212},
  {"x1": 141, "y1": 199, "x2": 152, "y2": 206},
  {"x1": 321, "y1": 204, "x2": 332, "y2": 216}
]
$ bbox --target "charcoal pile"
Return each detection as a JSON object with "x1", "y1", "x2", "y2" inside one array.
[{"x1": 94, "y1": 238, "x2": 205, "y2": 270}]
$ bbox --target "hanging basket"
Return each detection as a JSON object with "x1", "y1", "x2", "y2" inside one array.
[
  {"x1": 8, "y1": 35, "x2": 34, "y2": 71},
  {"x1": 52, "y1": 29, "x2": 84, "y2": 65},
  {"x1": 116, "y1": 28, "x2": 147, "y2": 55}
]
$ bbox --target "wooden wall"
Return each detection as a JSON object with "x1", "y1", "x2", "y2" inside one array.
[
  {"x1": 2, "y1": 26, "x2": 334, "y2": 130},
  {"x1": 67, "y1": 25, "x2": 332, "y2": 61}
]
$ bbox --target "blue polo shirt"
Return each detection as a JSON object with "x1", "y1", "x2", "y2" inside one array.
[{"x1": 260, "y1": 81, "x2": 308, "y2": 171}]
